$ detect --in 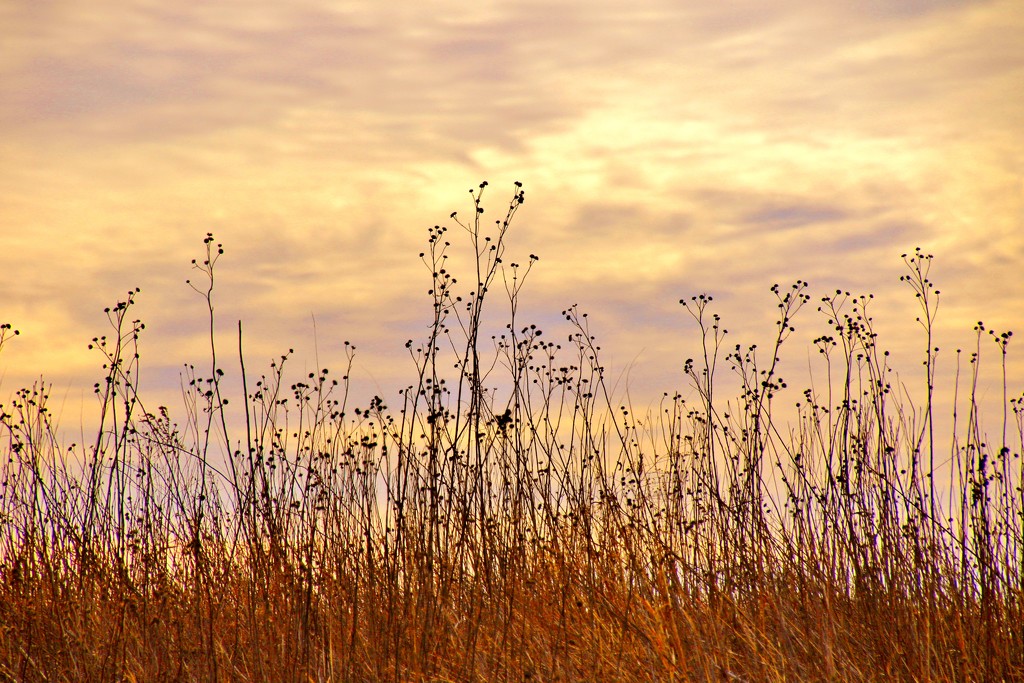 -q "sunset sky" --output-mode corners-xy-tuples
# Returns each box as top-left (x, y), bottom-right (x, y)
(2, 0), (1022, 438)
